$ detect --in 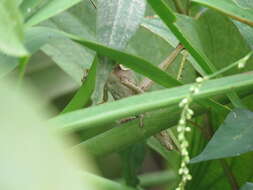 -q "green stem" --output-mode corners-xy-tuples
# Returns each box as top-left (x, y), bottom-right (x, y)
(219, 160), (239, 190)
(117, 171), (177, 187)
(18, 56), (30, 86)
(171, 0), (186, 14)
